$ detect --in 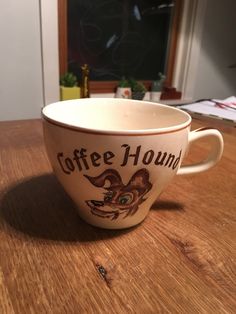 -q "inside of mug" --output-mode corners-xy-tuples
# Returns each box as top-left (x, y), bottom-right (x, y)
(43, 98), (190, 132)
